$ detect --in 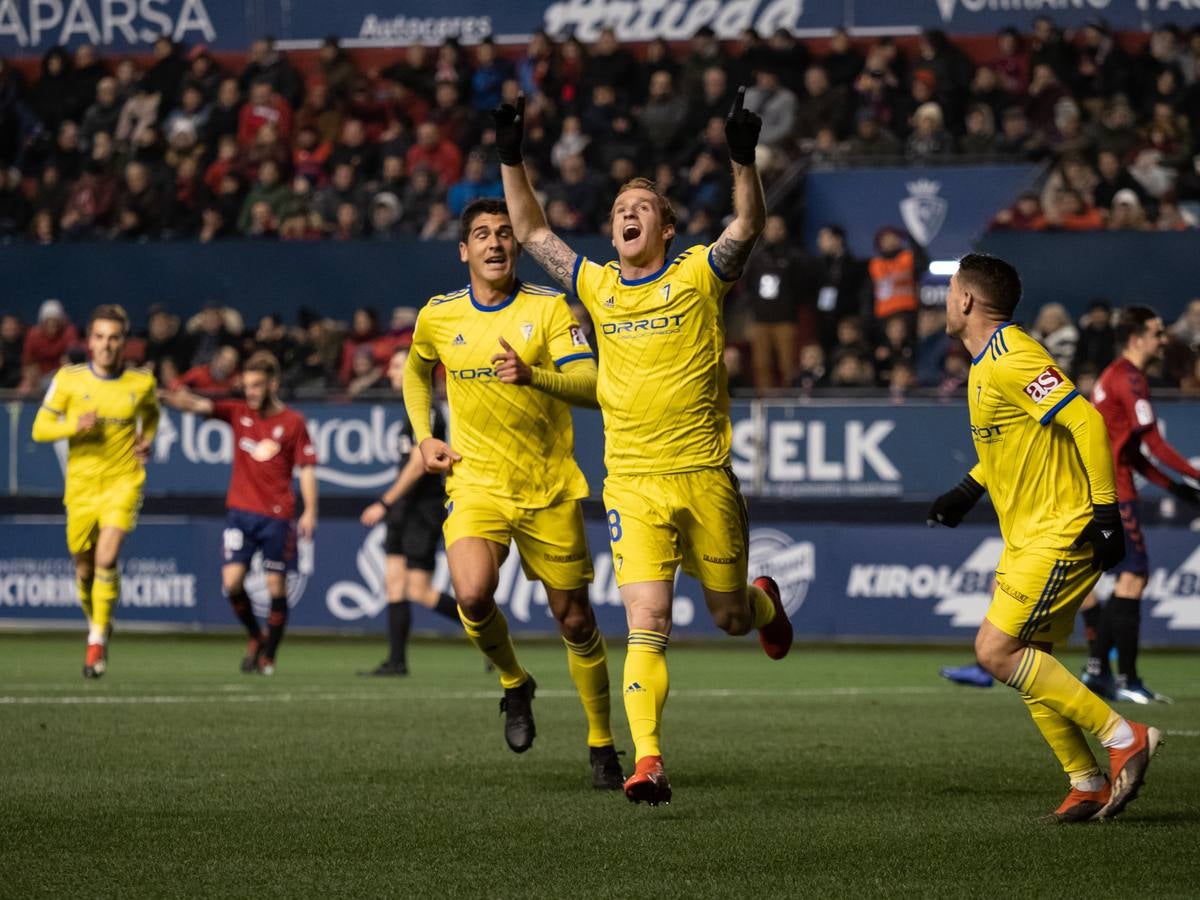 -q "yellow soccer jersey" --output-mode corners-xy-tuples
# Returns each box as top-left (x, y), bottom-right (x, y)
(410, 280), (593, 506)
(38, 363), (159, 503)
(968, 323), (1098, 552)
(572, 243), (736, 475)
